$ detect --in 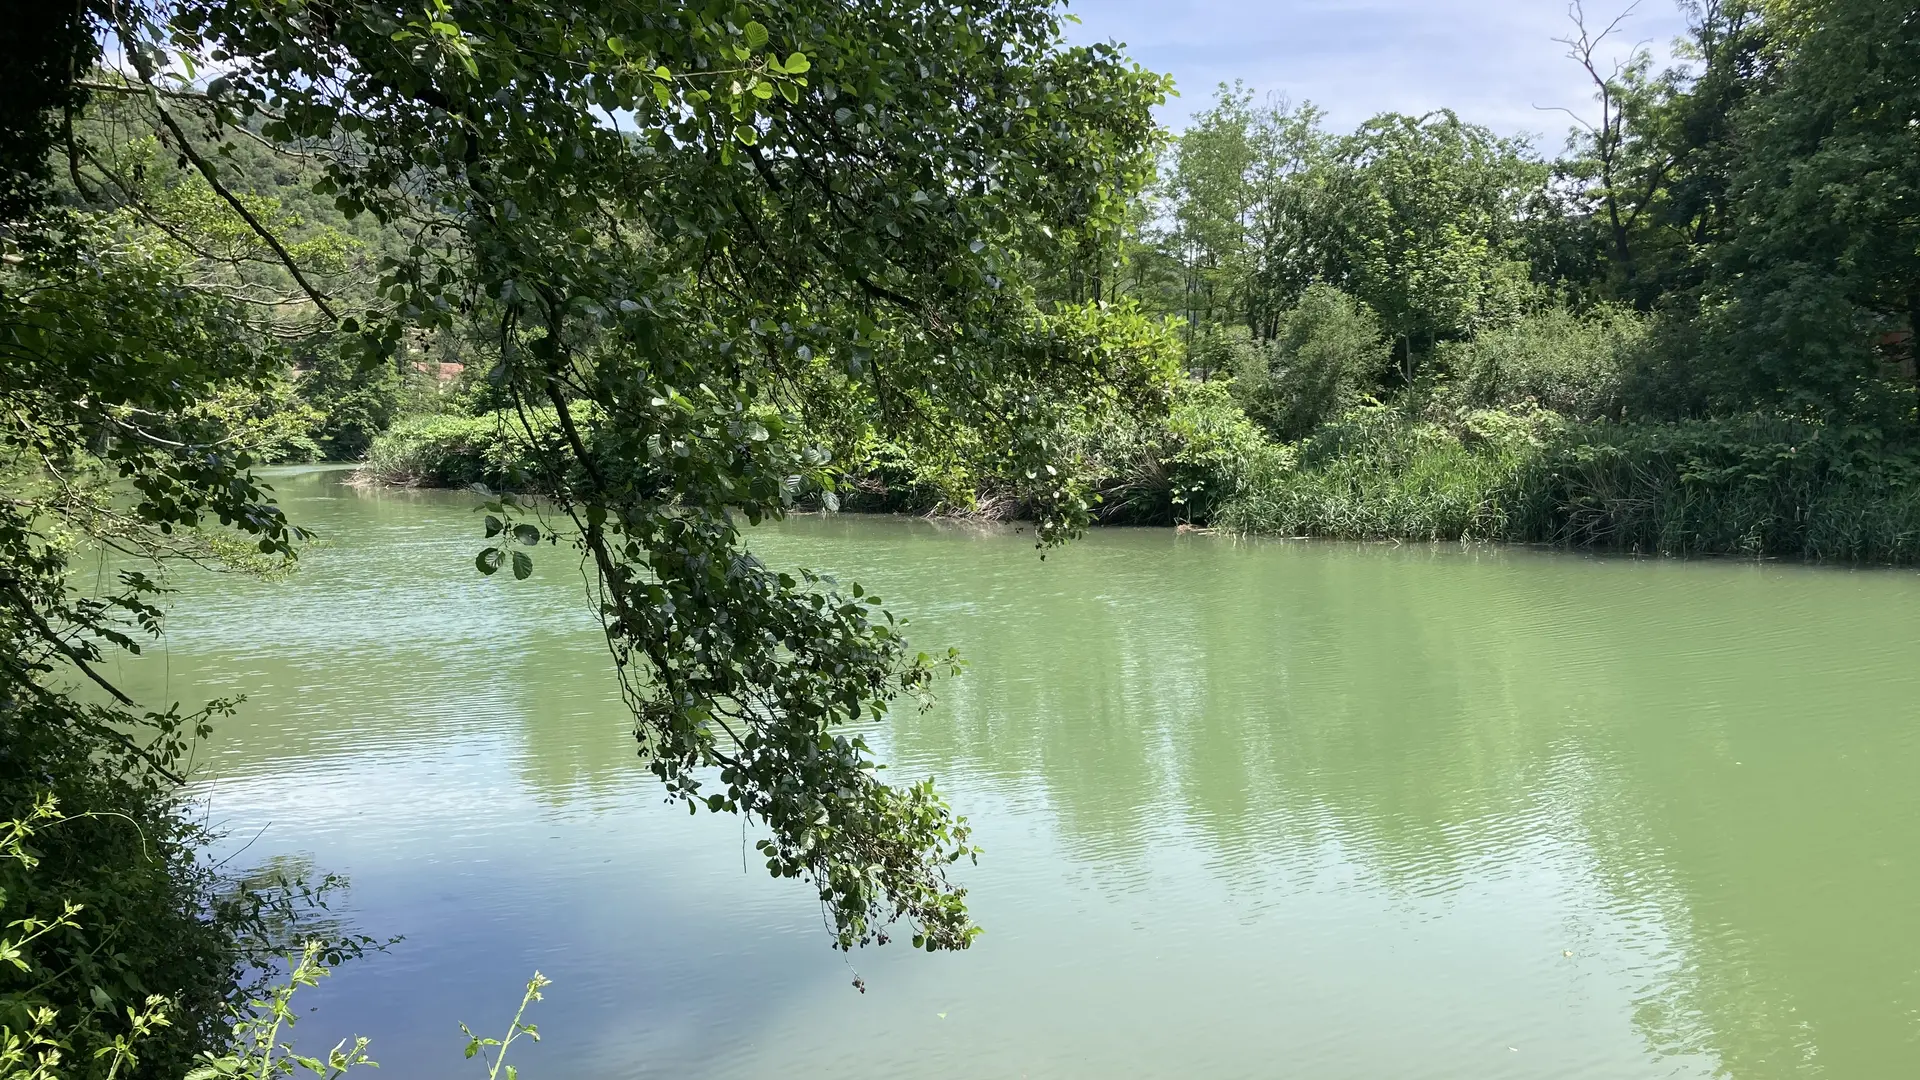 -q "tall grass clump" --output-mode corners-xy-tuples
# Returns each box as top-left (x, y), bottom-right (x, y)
(1507, 416), (1920, 561)
(1218, 405), (1920, 562)
(1215, 404), (1552, 539)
